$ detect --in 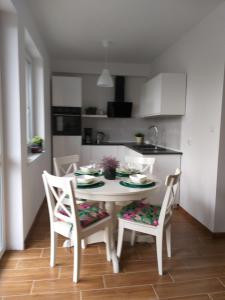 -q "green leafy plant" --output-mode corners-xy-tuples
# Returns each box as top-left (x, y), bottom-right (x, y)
(31, 136), (43, 146)
(135, 132), (144, 138)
